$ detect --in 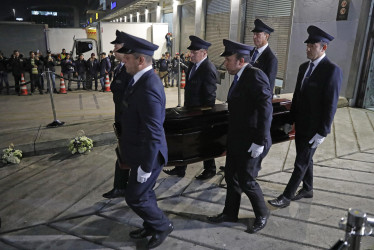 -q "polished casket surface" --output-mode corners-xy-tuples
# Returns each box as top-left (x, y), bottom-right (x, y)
(164, 99), (294, 166)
